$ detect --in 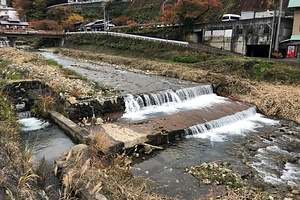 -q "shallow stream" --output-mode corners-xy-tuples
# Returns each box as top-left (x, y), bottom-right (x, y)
(29, 51), (300, 199)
